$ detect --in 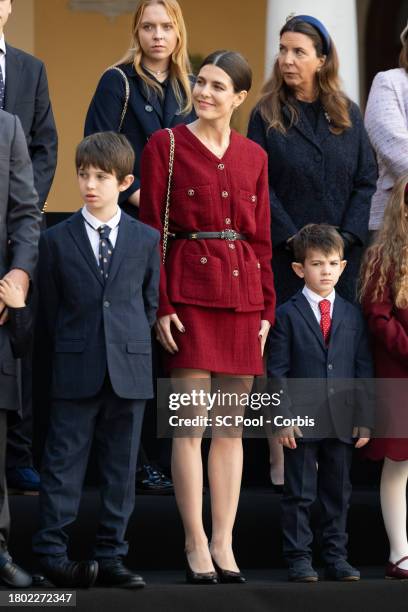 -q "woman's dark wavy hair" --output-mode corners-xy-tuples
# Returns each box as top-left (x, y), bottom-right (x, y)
(256, 18), (352, 135)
